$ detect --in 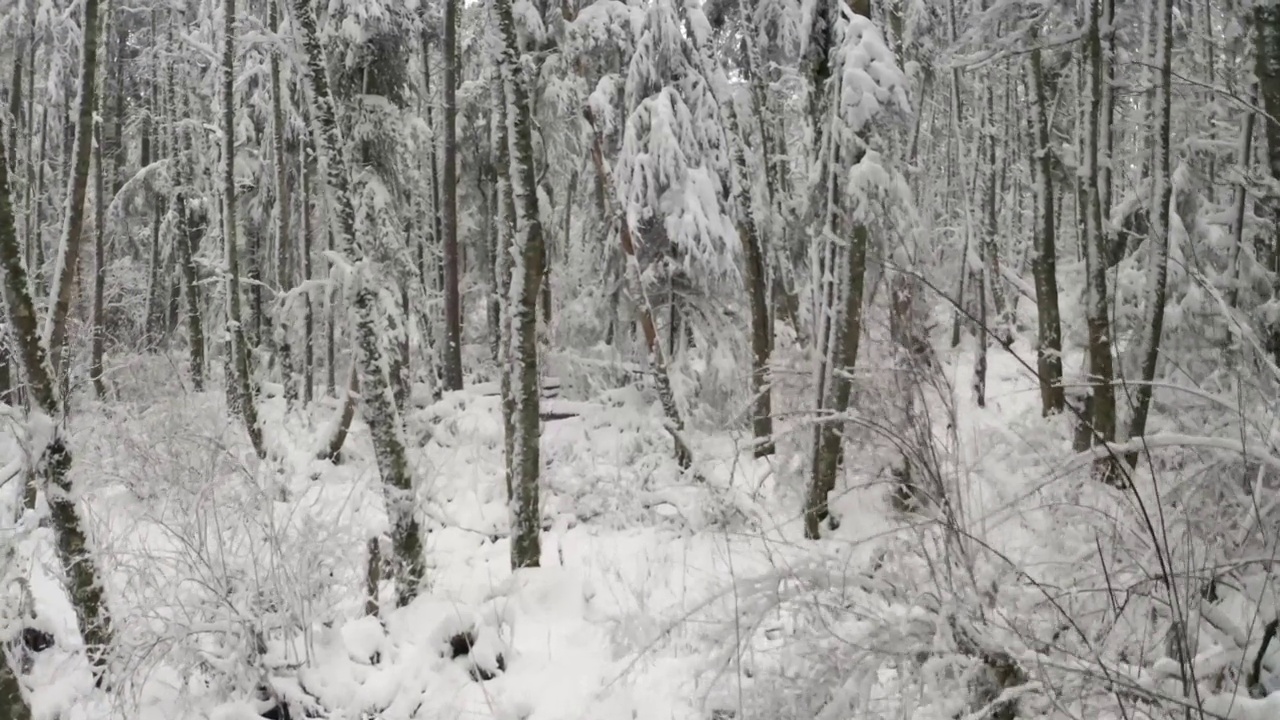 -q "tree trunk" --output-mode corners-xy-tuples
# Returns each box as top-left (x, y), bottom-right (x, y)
(270, 0), (295, 407)
(292, 0), (425, 604)
(421, 30), (445, 300)
(176, 193), (206, 391)
(0, 71), (115, 695)
(728, 107), (774, 457)
(0, 642), (30, 720)
(803, 221), (869, 540)
(89, 118), (106, 399)
(42, 0), (102, 370)
(1082, 0), (1121, 486)
(585, 108), (694, 470)
(302, 143), (314, 403)
(223, 0), (265, 459)
(319, 362), (359, 462)
(1227, 95), (1256, 314)
(801, 0), (873, 540)
(1028, 35), (1065, 416)
(142, 79), (165, 347)
(1126, 0), (1174, 468)
(441, 0), (464, 390)
(495, 0), (547, 569)
(326, 226), (336, 396)
(26, 107), (46, 302)
(493, 73), (517, 516)
(1256, 4), (1280, 365)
